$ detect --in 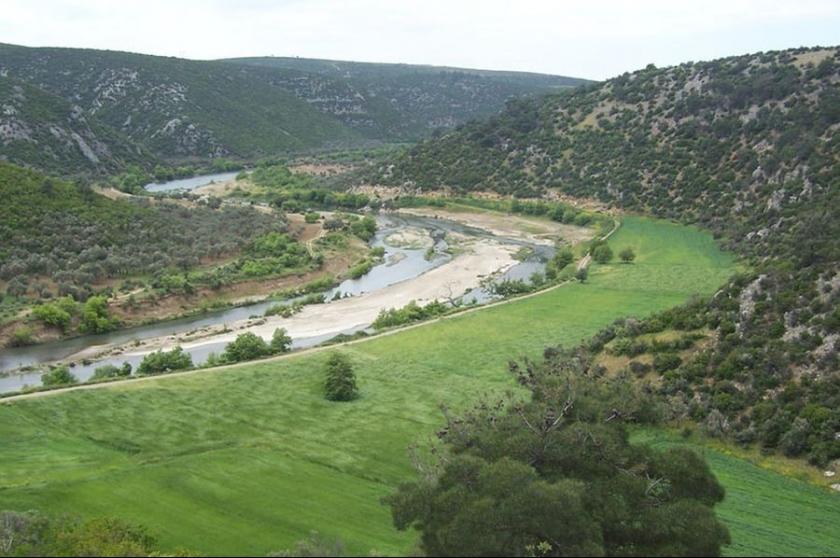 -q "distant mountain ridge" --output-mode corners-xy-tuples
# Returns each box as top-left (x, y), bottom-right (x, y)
(0, 43), (587, 174)
(224, 56), (587, 141)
